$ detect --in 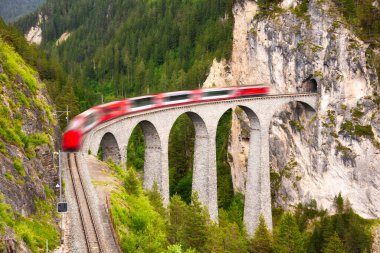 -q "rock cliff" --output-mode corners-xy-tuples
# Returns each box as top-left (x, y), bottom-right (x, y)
(0, 38), (60, 251)
(204, 0), (380, 219)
